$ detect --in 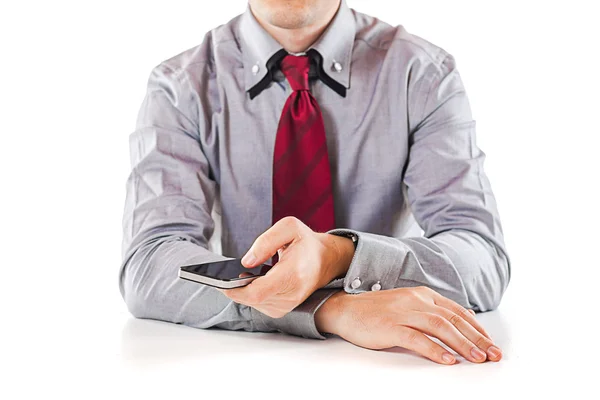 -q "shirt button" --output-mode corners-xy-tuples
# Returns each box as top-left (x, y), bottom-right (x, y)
(371, 282), (382, 291)
(251, 64), (260, 75)
(332, 61), (343, 72)
(351, 278), (362, 289)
